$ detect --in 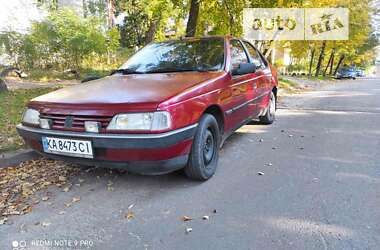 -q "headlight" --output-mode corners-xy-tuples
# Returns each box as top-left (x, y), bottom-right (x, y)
(107, 111), (171, 131)
(22, 108), (40, 125)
